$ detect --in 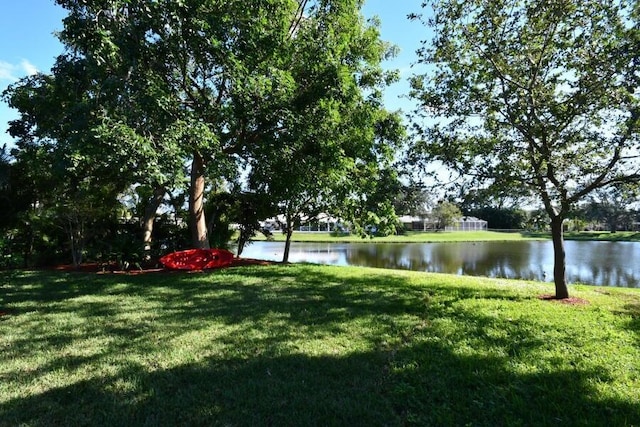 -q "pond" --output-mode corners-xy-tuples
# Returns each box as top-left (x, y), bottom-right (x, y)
(240, 240), (640, 288)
